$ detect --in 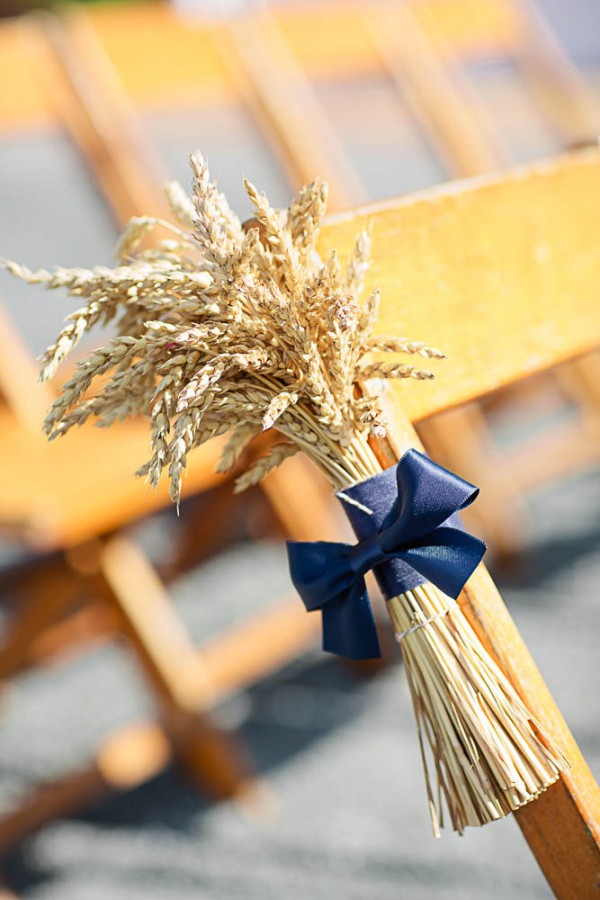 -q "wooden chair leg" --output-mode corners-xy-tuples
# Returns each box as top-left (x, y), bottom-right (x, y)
(25, 601), (117, 669)
(97, 535), (258, 801)
(260, 454), (348, 543)
(0, 568), (84, 680)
